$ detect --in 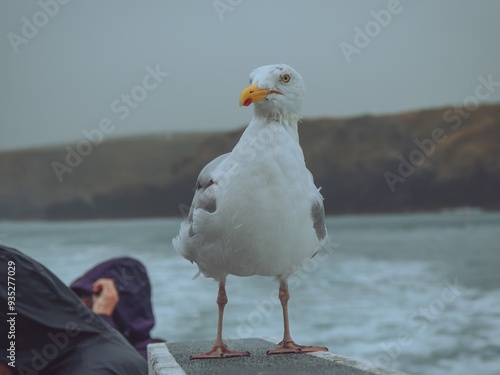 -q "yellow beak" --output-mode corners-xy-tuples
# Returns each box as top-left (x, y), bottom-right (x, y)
(239, 83), (270, 107)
